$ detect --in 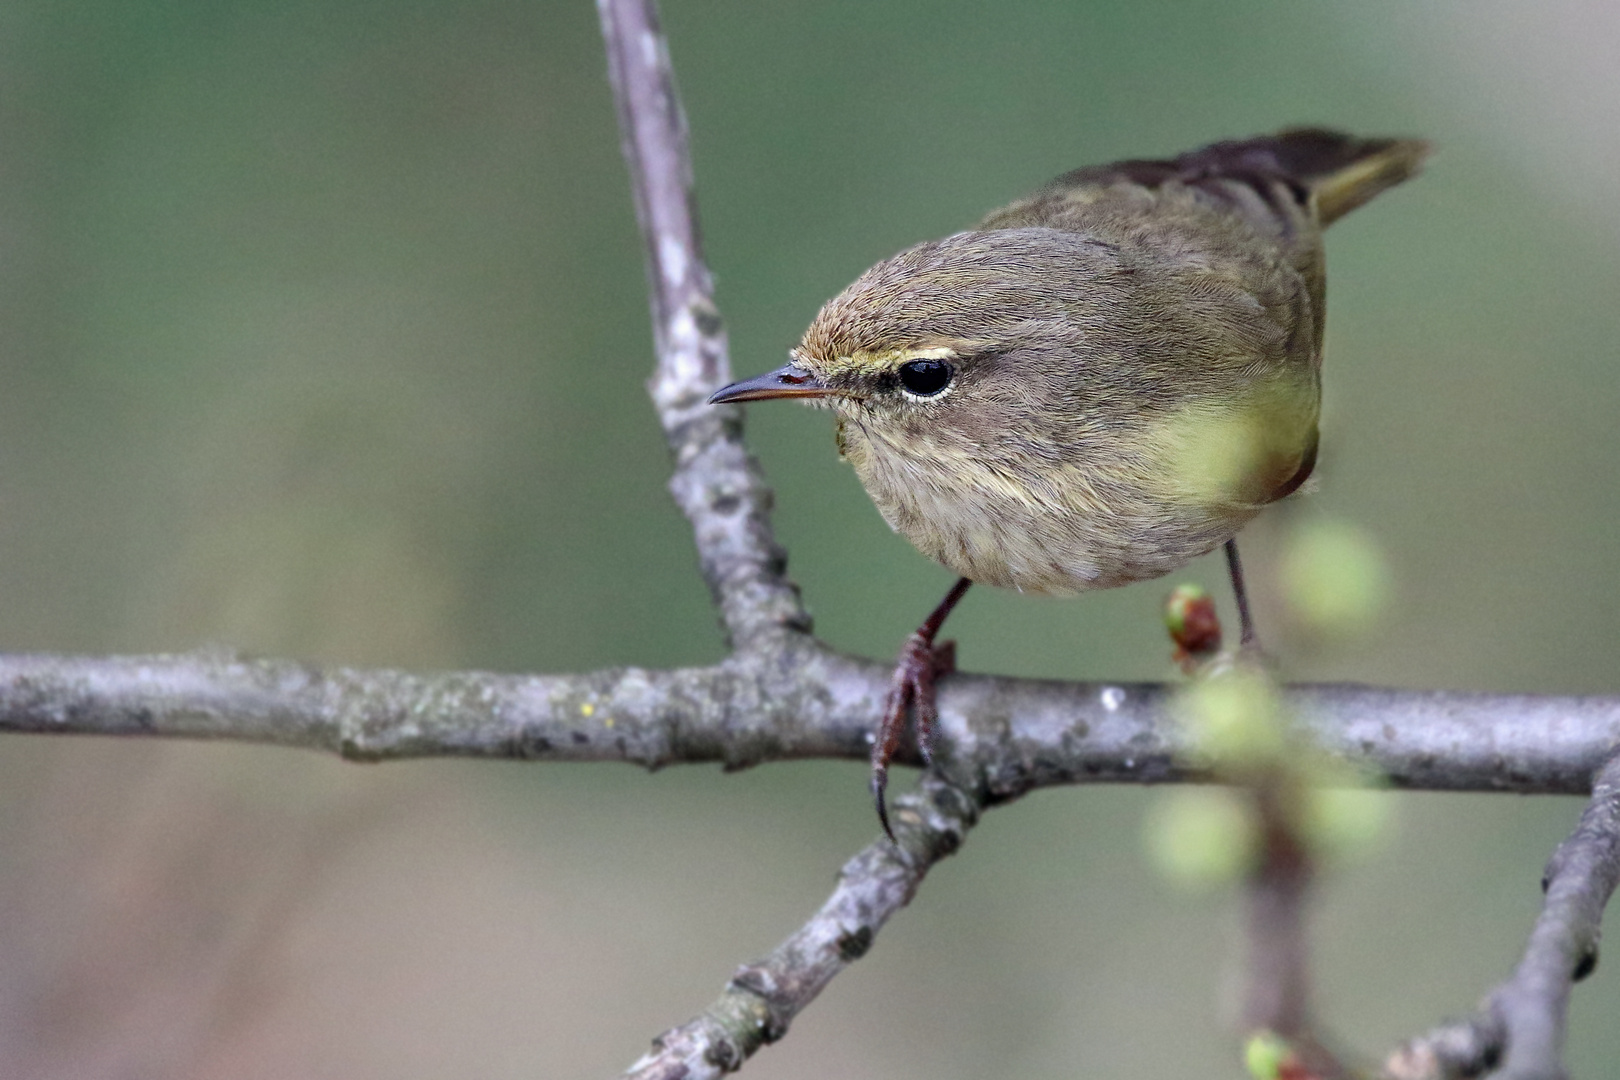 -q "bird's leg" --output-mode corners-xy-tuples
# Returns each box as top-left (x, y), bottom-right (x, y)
(1224, 538), (1259, 649)
(873, 577), (972, 840)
